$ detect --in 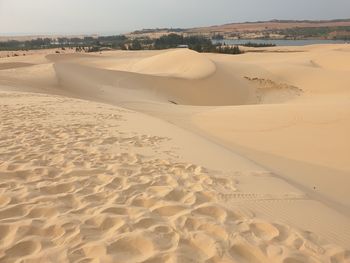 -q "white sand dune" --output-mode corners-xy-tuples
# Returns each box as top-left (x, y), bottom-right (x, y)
(0, 45), (350, 262)
(48, 52), (255, 106)
(130, 49), (216, 79)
